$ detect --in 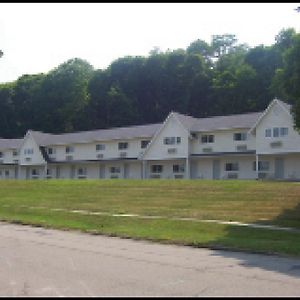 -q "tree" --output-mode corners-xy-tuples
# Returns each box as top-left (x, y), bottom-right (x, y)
(276, 33), (300, 129)
(36, 58), (94, 133)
